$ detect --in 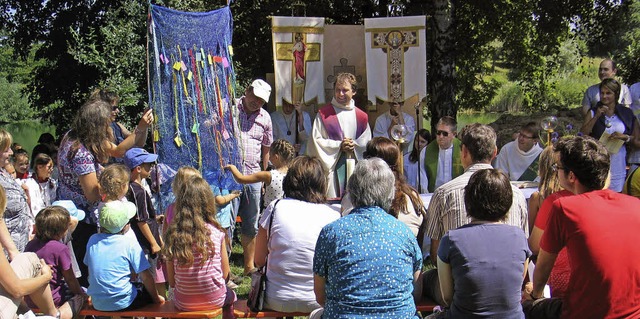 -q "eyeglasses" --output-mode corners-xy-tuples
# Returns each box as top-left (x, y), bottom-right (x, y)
(519, 133), (535, 139)
(551, 163), (565, 172)
(436, 130), (450, 137)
